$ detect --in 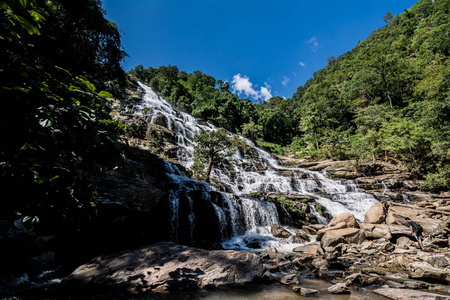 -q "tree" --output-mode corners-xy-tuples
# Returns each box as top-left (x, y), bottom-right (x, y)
(241, 119), (263, 143)
(383, 11), (393, 23)
(192, 129), (239, 183)
(0, 0), (125, 230)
